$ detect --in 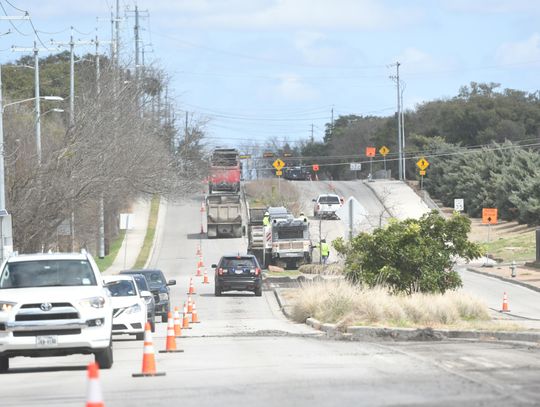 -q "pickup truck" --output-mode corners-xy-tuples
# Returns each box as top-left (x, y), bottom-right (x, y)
(313, 194), (342, 219)
(0, 251), (114, 372)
